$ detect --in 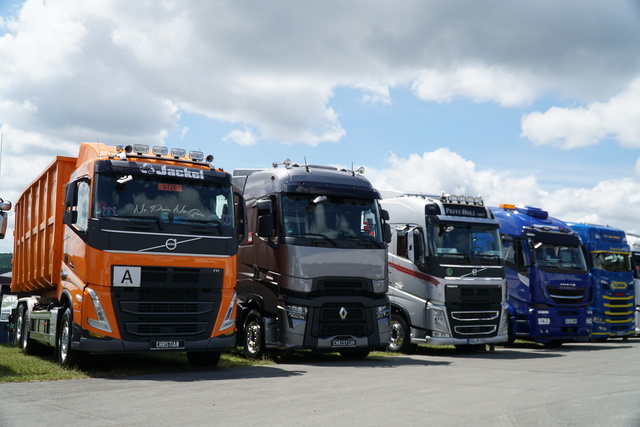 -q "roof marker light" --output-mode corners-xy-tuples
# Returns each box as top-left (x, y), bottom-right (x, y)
(189, 150), (204, 161)
(153, 146), (168, 156)
(133, 144), (149, 155)
(171, 148), (186, 159)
